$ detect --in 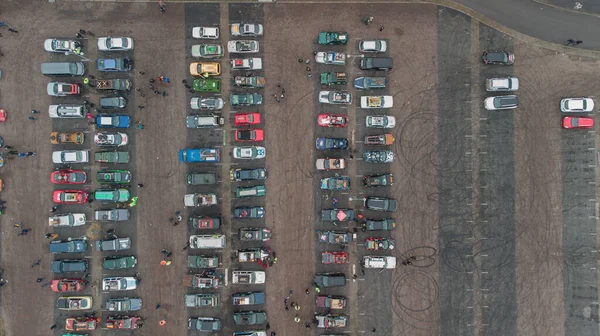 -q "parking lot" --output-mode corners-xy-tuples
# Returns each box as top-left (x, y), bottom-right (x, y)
(2, 1), (600, 336)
